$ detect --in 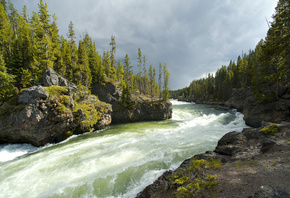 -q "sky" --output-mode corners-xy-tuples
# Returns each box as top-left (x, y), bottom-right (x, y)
(13, 0), (278, 90)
